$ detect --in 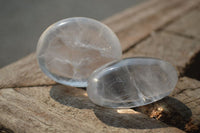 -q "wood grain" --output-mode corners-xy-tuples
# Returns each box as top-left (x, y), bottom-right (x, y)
(0, 53), (55, 89)
(165, 5), (200, 39)
(104, 0), (200, 50)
